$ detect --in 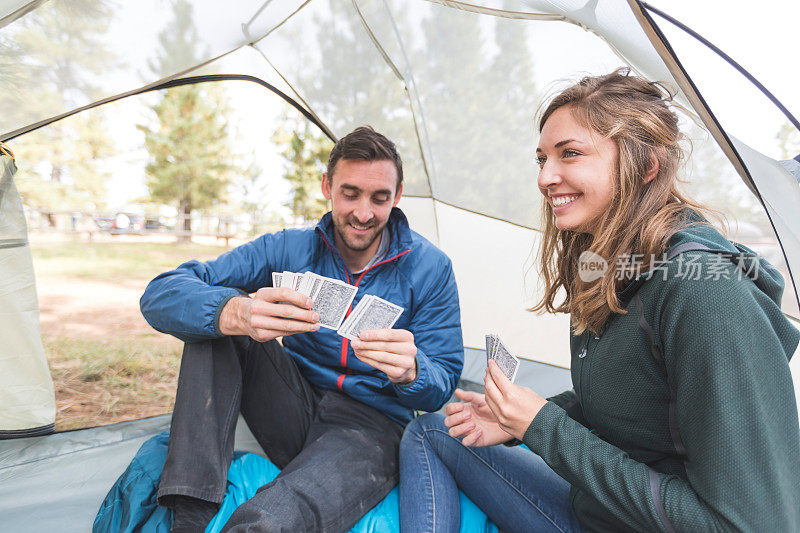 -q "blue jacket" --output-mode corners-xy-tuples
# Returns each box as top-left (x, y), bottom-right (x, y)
(140, 208), (464, 424)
